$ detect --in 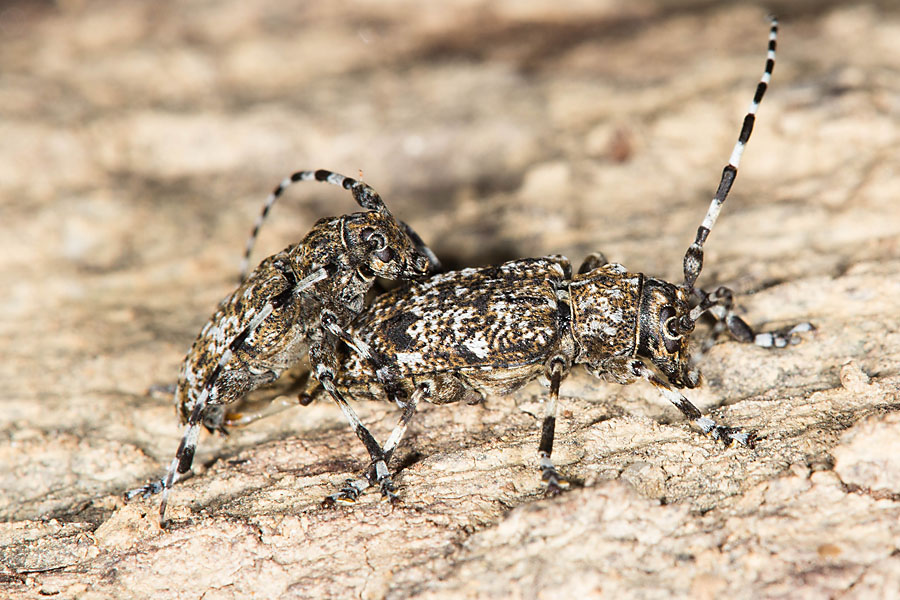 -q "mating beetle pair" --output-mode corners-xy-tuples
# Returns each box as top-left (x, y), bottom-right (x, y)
(127, 17), (810, 523)
(125, 170), (442, 522)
